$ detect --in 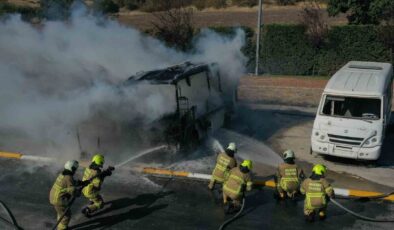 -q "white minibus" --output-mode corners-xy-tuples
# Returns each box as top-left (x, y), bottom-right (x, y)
(311, 61), (393, 160)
